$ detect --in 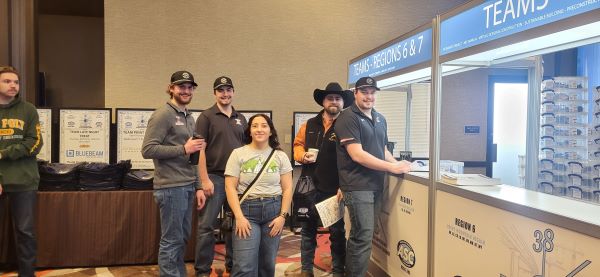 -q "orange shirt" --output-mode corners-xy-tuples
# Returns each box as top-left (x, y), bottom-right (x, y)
(293, 114), (334, 162)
